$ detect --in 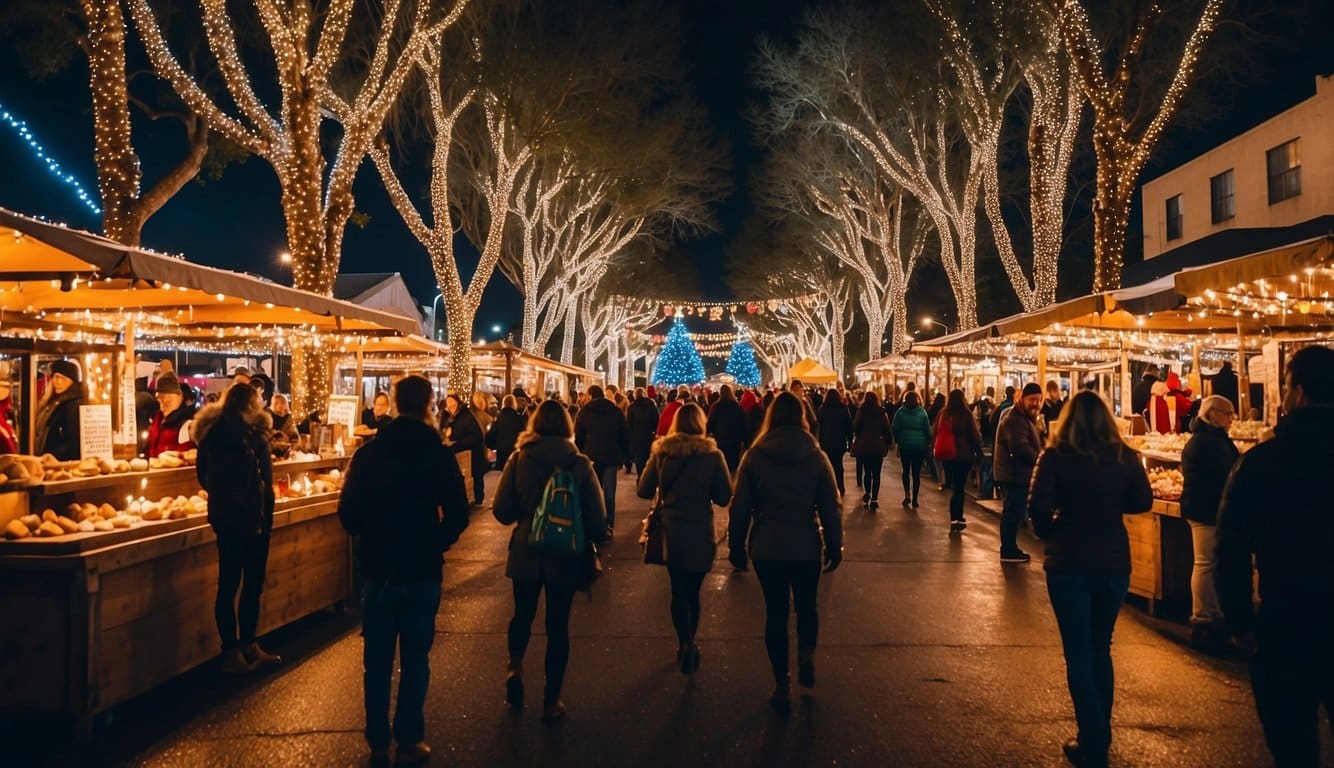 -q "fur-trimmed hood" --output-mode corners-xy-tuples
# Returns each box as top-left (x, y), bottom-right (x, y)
(651, 432), (719, 458)
(191, 402), (272, 445)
